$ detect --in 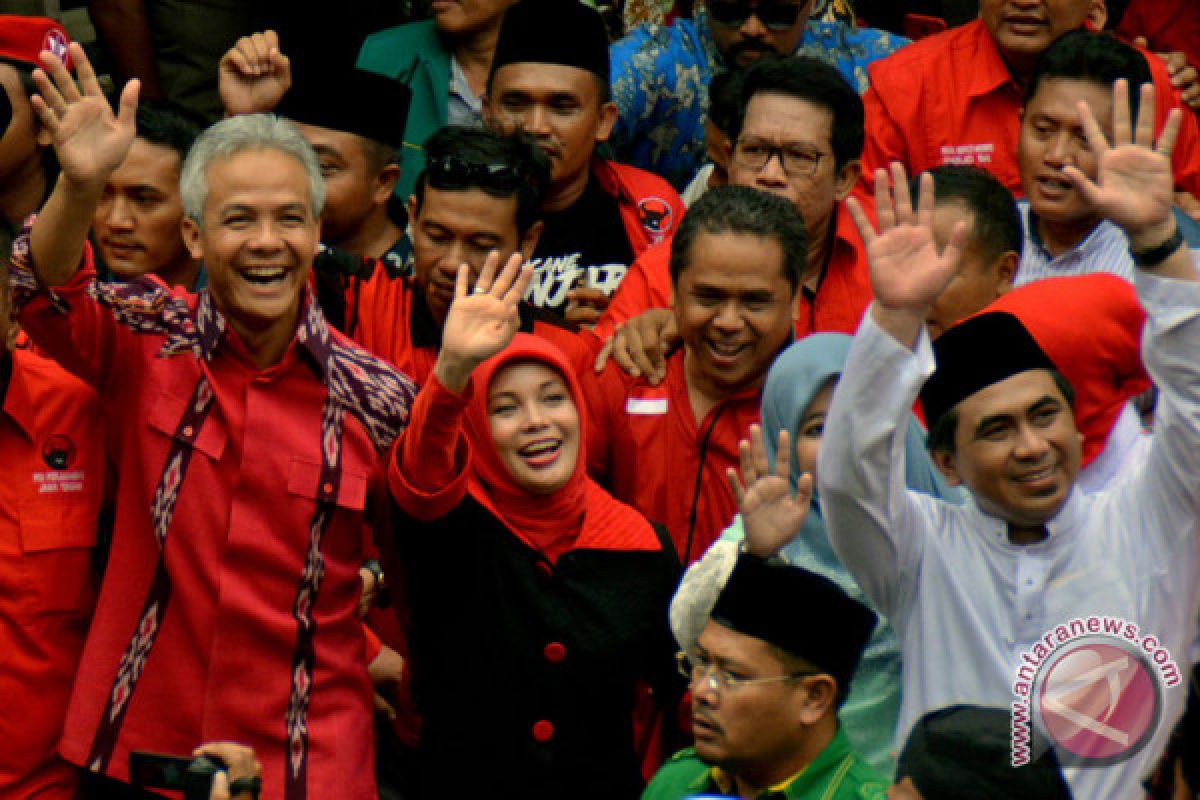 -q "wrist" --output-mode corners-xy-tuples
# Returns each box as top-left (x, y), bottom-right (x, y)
(59, 173), (107, 202)
(1124, 217), (1178, 252)
(433, 354), (474, 396)
(1129, 221), (1183, 269)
